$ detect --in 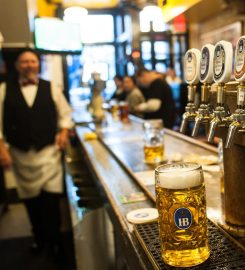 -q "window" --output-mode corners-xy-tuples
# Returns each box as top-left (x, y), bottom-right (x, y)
(154, 41), (169, 60)
(141, 41), (151, 60)
(81, 45), (115, 82)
